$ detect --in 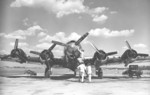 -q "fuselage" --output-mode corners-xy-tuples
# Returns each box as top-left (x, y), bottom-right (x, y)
(63, 40), (82, 71)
